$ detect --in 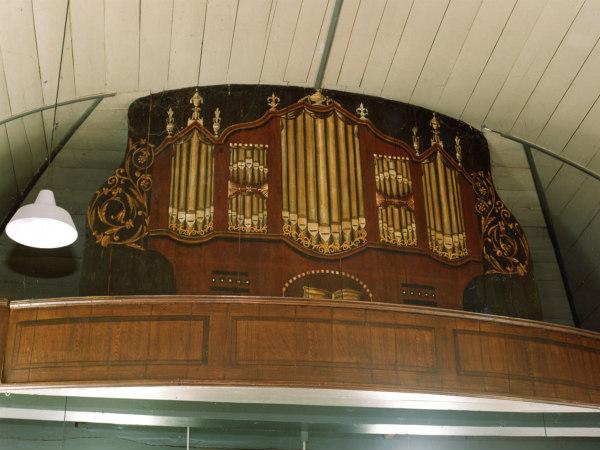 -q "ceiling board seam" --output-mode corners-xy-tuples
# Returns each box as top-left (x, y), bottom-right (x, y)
(21, 118), (35, 179)
(357, 0), (387, 89)
(407, 0), (452, 104)
(554, 101), (600, 164)
(576, 263), (600, 324)
(1, 124), (19, 199)
(480, 0), (548, 127)
(68, 5), (74, 98)
(196, 0), (209, 86)
(137, 0), (141, 90)
(419, 0), (484, 108)
(49, 0), (70, 153)
(29, 0), (50, 160)
(225, 0), (240, 84)
(553, 175), (600, 246)
(380, 0), (415, 96)
(281, 0), (303, 83)
(508, 0), (586, 133)
(335, 0), (361, 85)
(0, 43), (14, 115)
(258, 0), (277, 84)
(165, 0), (175, 90)
(29, 0), (45, 106)
(535, 33), (600, 144)
(458, 0), (518, 121)
(102, 0), (107, 93)
(307, 0), (334, 86)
